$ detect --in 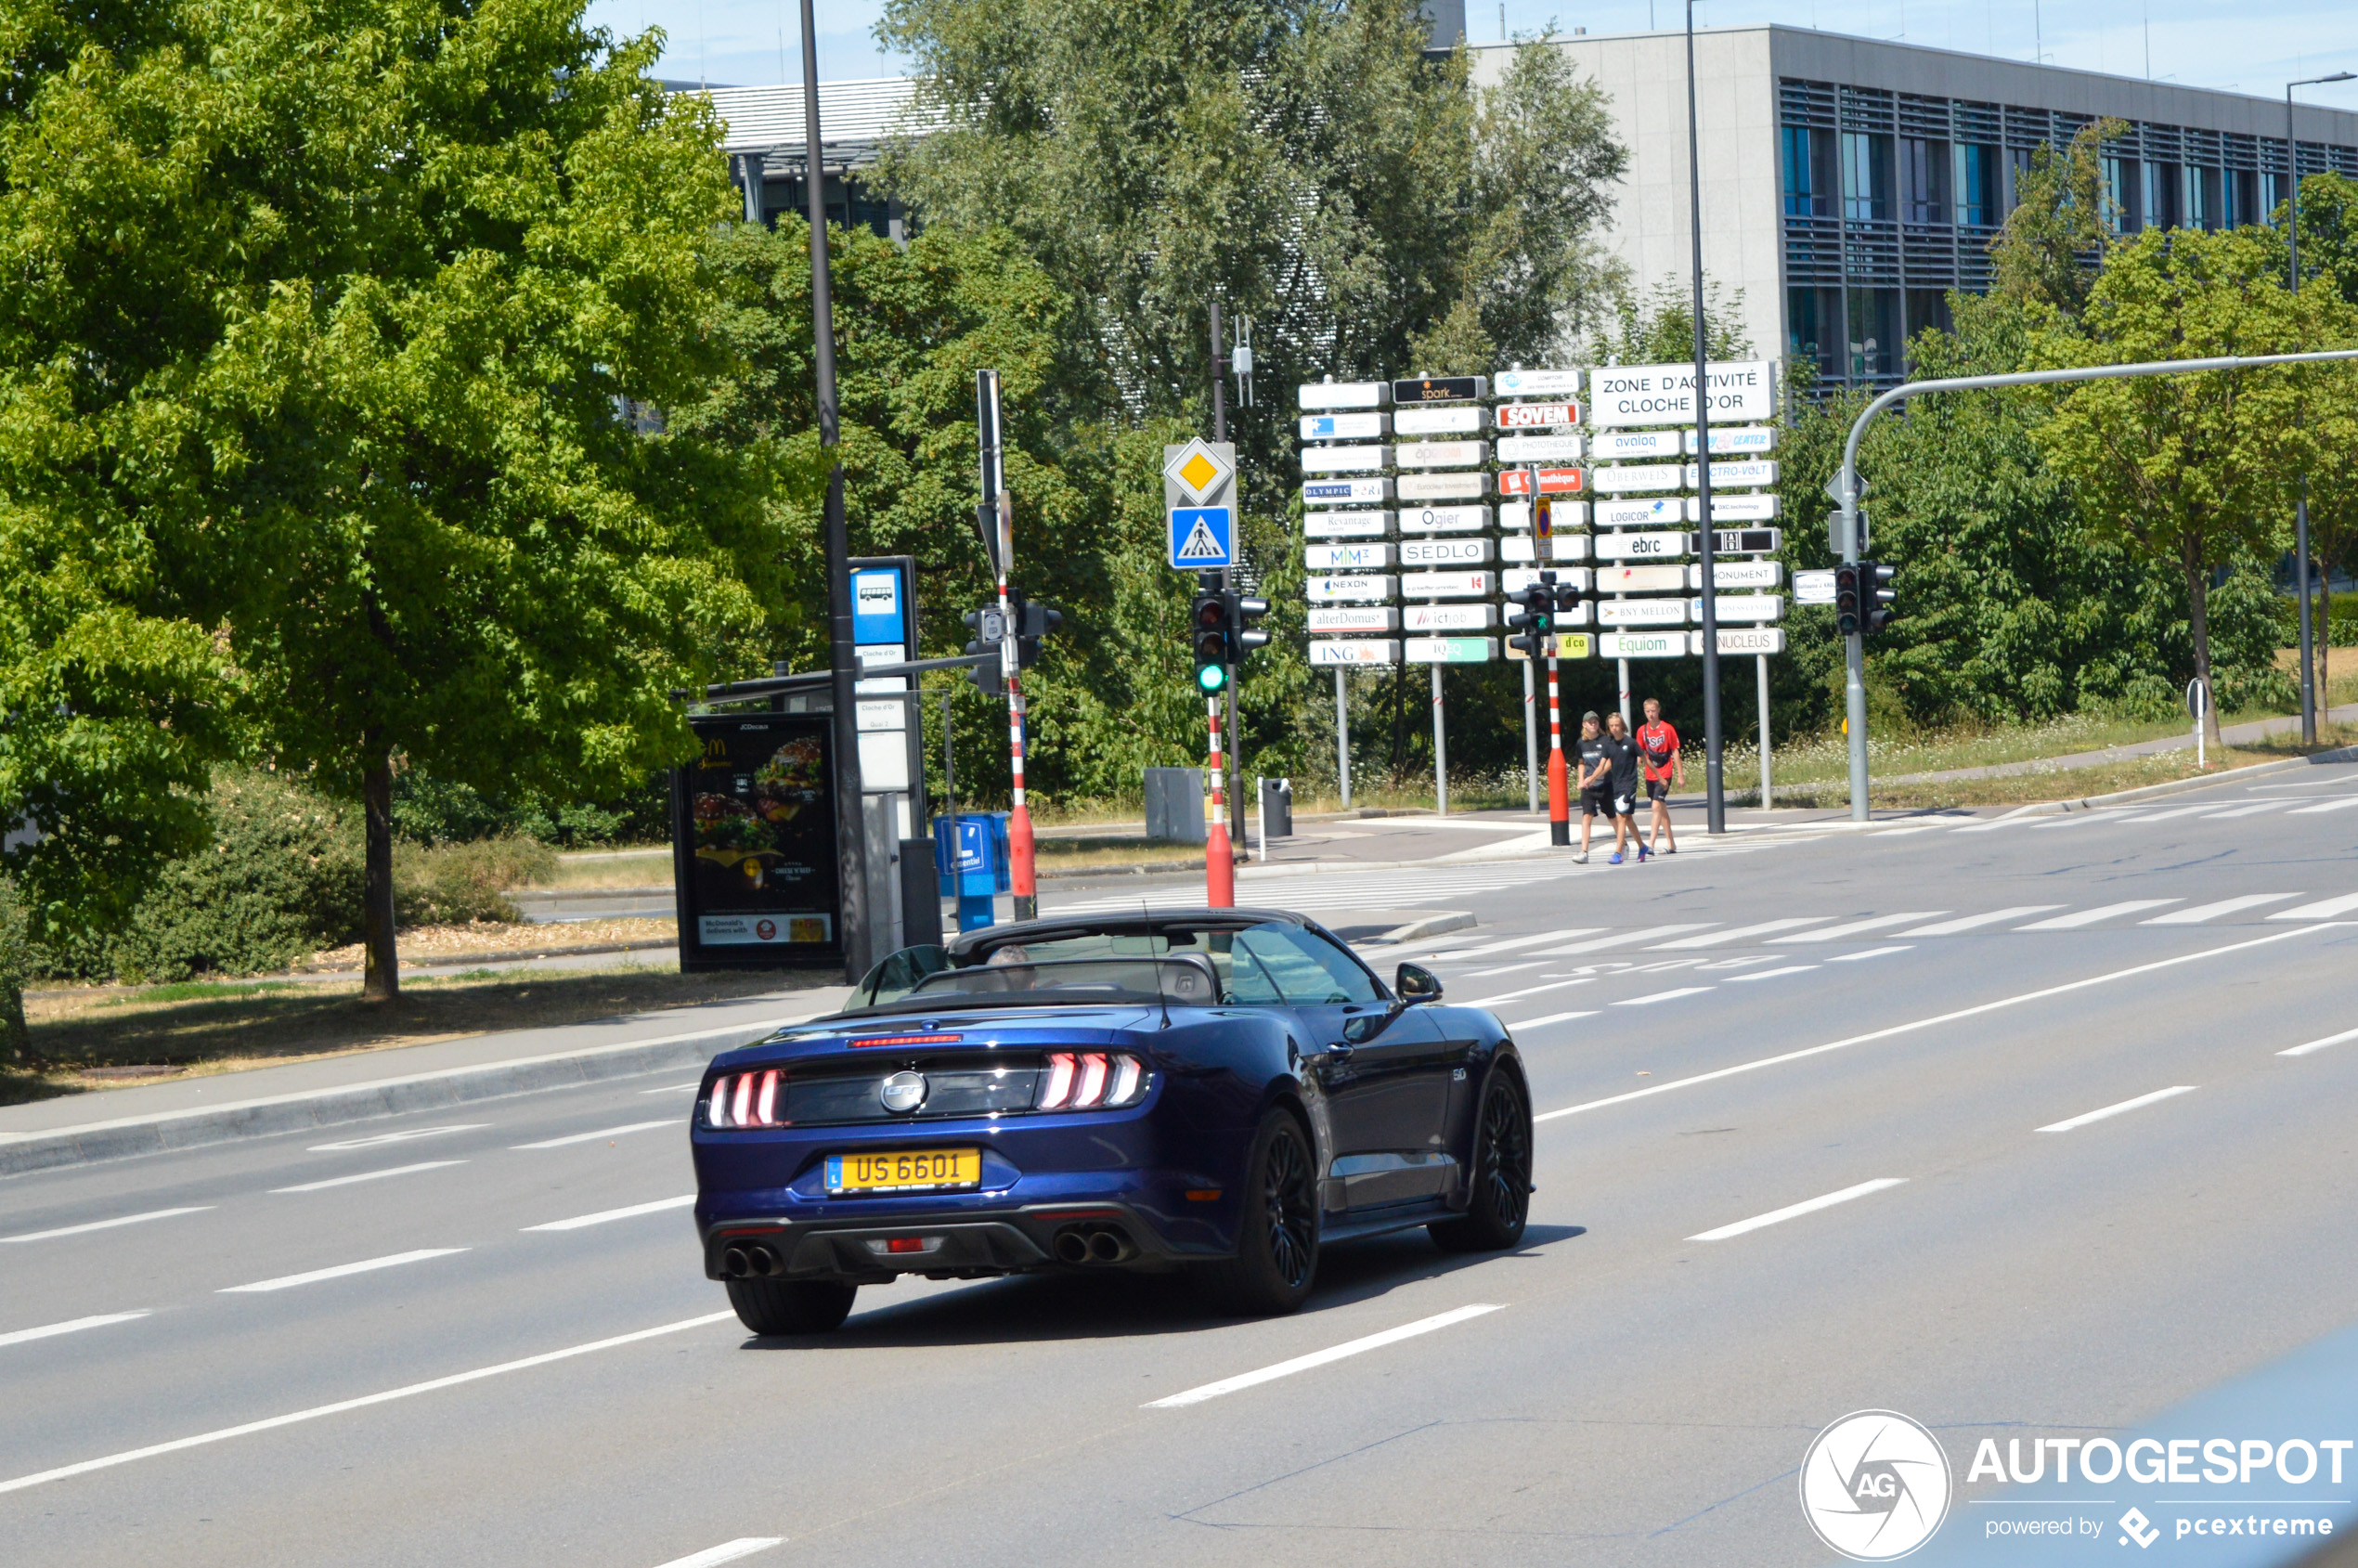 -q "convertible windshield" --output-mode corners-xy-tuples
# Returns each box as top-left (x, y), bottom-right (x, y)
(849, 917), (1381, 1012)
